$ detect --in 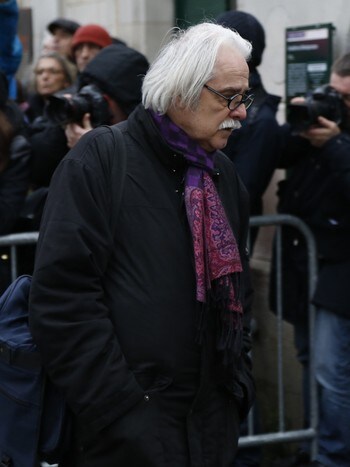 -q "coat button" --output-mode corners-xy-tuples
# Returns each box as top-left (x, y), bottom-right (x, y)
(144, 394), (150, 402)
